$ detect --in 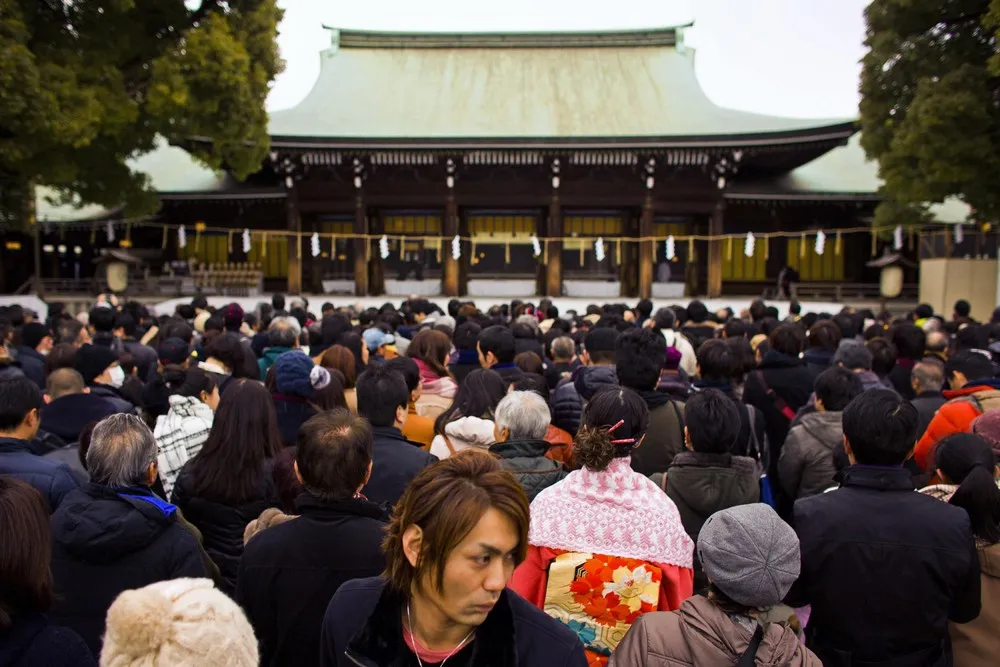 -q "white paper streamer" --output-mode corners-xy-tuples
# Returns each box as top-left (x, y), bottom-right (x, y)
(106, 221), (115, 243)
(451, 235), (461, 260)
(379, 235), (390, 259)
(665, 235), (675, 260)
(178, 225), (187, 249)
(893, 225), (903, 250)
(242, 228), (251, 253)
(744, 232), (755, 258)
(310, 232), (320, 257)
(594, 237), (606, 262)
(954, 224), (964, 245)
(531, 235), (541, 257)
(815, 230), (826, 255)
